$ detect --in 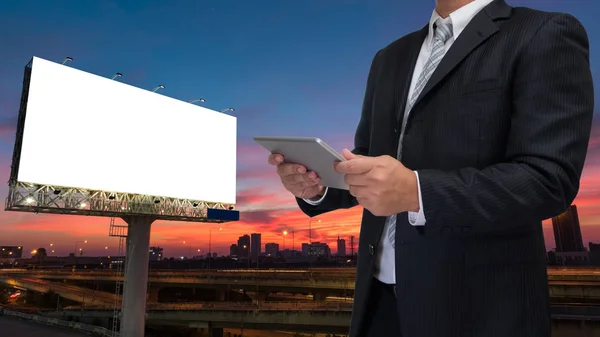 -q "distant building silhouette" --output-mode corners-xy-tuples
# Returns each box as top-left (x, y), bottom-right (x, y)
(302, 243), (309, 257)
(307, 242), (331, 259)
(237, 235), (250, 258)
(589, 242), (600, 266)
(149, 246), (163, 261)
(552, 205), (585, 252)
(230, 244), (238, 257)
(251, 233), (261, 260)
(337, 236), (346, 257)
(265, 243), (279, 256)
